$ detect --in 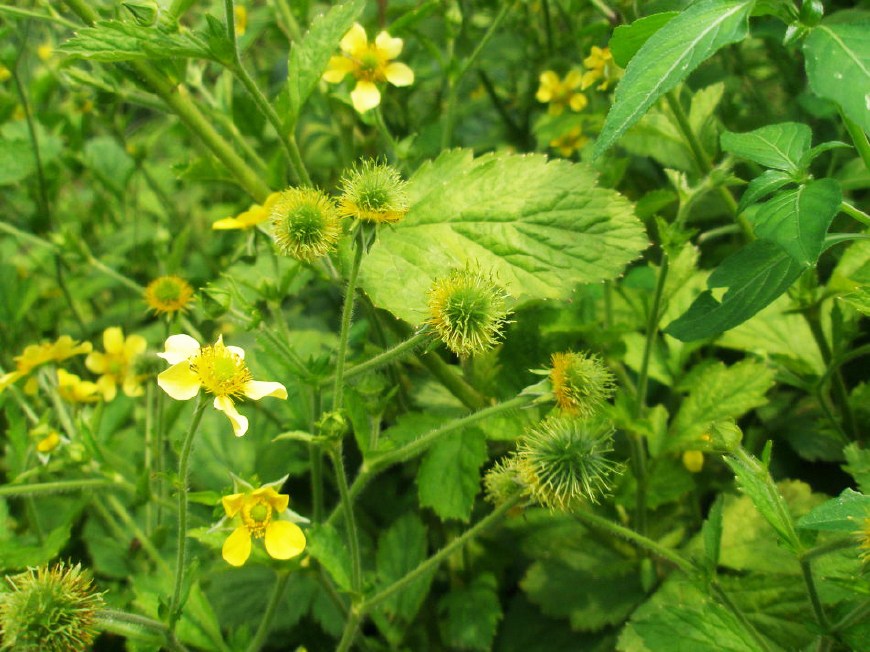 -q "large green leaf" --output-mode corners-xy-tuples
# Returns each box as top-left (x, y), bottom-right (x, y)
(593, 0), (755, 158)
(417, 429), (488, 521)
(306, 523), (353, 591)
(439, 573), (503, 651)
(666, 239), (805, 341)
(803, 19), (870, 134)
(796, 488), (870, 533)
(360, 150), (647, 324)
(61, 20), (211, 61)
(747, 179), (841, 267)
(668, 360), (774, 450)
(738, 169), (793, 212)
(721, 122), (812, 173)
(609, 12), (679, 68)
(374, 513), (433, 623)
(287, 0), (365, 120)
